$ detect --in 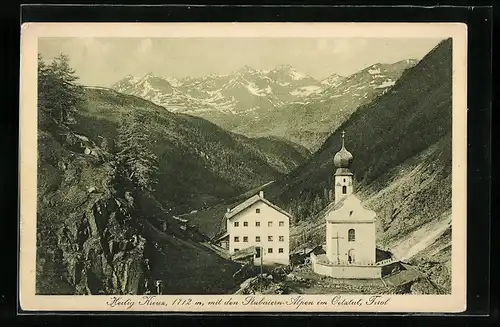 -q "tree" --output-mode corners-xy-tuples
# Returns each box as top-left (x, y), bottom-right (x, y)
(38, 53), (84, 123)
(115, 112), (159, 193)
